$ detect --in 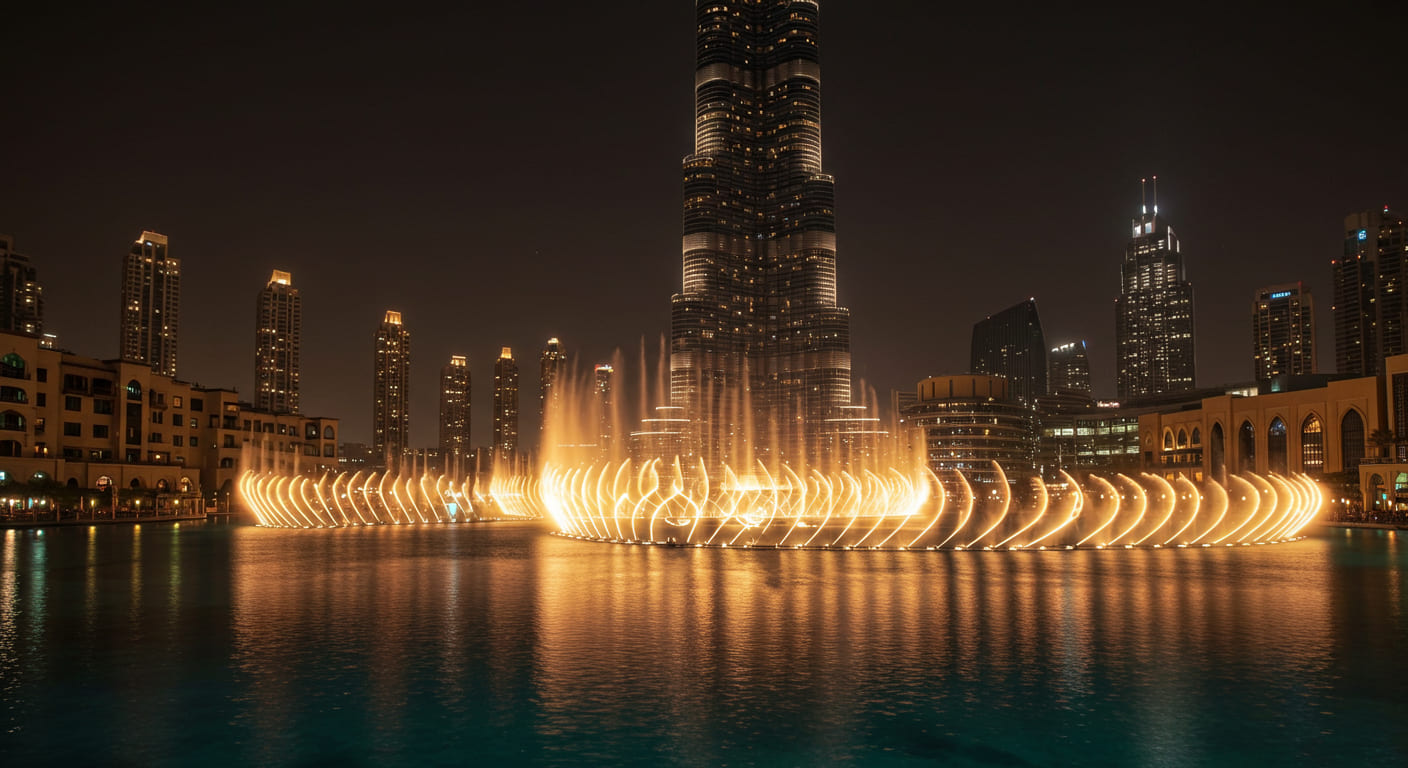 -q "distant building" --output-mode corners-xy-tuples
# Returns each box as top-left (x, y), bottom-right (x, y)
(594, 363), (614, 457)
(372, 311), (410, 468)
(1115, 178), (1195, 401)
(493, 347), (519, 464)
(439, 355), (470, 471)
(1047, 341), (1092, 398)
(1333, 207), (1407, 375)
(901, 375), (1037, 483)
(970, 299), (1046, 406)
(119, 231), (180, 377)
(1252, 282), (1315, 380)
(539, 337), (565, 438)
(339, 442), (374, 470)
(0, 235), (43, 336)
(253, 270), (301, 413)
